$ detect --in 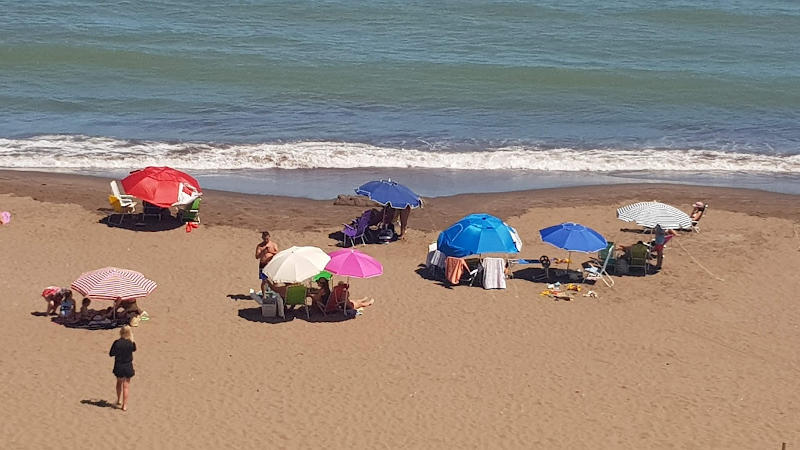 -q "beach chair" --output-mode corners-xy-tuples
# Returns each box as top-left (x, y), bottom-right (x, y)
(628, 242), (650, 275)
(425, 242), (446, 280)
(108, 195), (136, 225)
(317, 283), (349, 315)
(283, 285), (309, 319)
(342, 213), (369, 247)
(141, 201), (164, 222)
(467, 261), (483, 287)
(583, 245), (615, 287)
(110, 180), (137, 203)
(179, 197), (202, 223)
(481, 257), (506, 289)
